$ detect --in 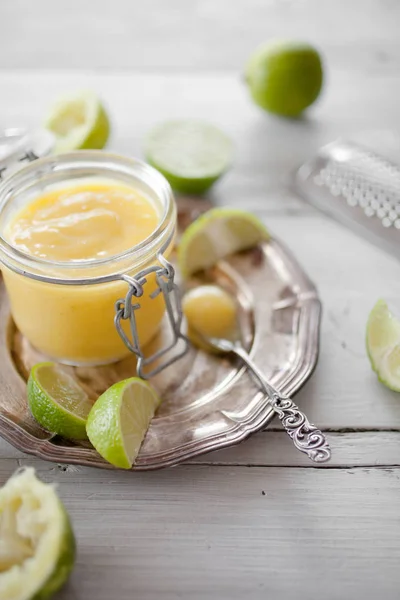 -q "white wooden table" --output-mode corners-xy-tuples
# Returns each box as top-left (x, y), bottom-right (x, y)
(2, 1), (400, 598)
